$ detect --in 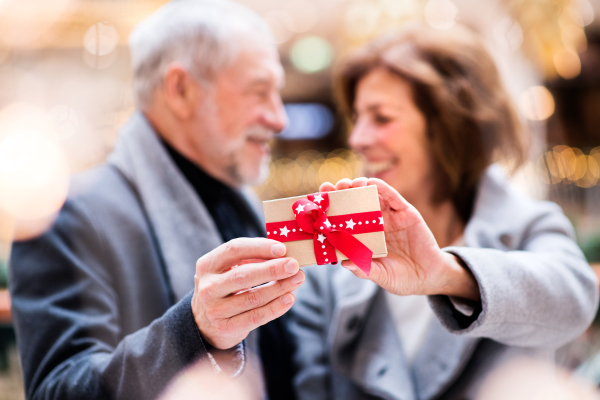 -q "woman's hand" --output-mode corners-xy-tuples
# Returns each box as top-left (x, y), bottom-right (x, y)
(320, 178), (480, 301)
